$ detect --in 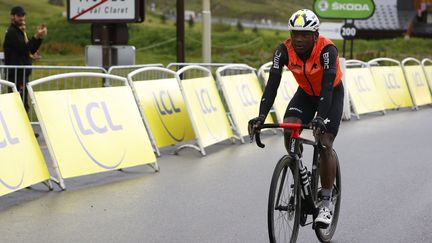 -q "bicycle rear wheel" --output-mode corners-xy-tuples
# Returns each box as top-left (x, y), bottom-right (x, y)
(268, 155), (301, 243)
(314, 150), (342, 243)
